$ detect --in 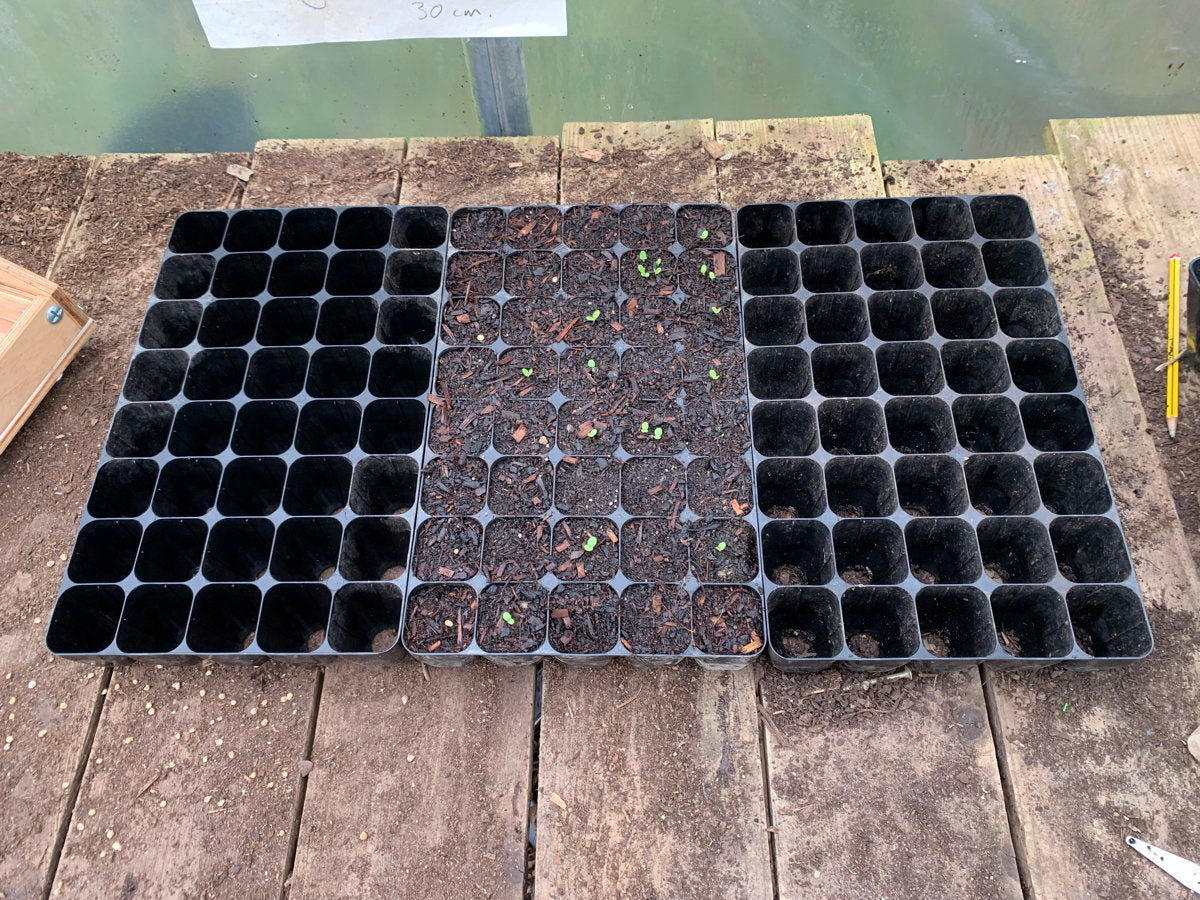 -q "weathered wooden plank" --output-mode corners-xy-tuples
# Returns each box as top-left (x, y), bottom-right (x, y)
(717, 120), (1020, 900)
(534, 119), (773, 900)
(714, 116), (882, 208)
(242, 138), (406, 207)
(50, 153), (320, 900)
(288, 136), (556, 900)
(401, 136), (559, 206)
(887, 151), (1200, 899)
